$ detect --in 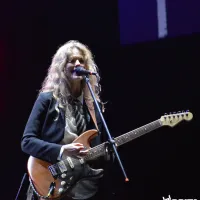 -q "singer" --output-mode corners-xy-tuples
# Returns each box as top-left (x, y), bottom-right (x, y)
(21, 40), (109, 200)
